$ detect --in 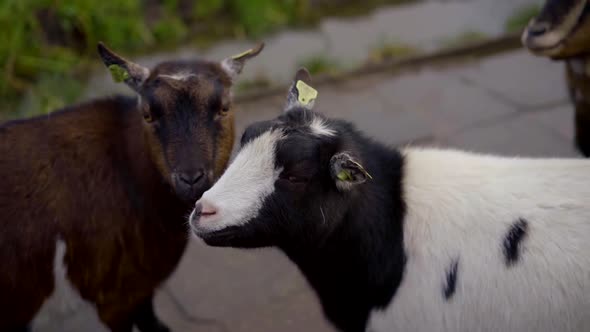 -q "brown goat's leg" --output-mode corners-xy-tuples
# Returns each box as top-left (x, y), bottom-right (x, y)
(575, 102), (590, 157)
(133, 295), (170, 332)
